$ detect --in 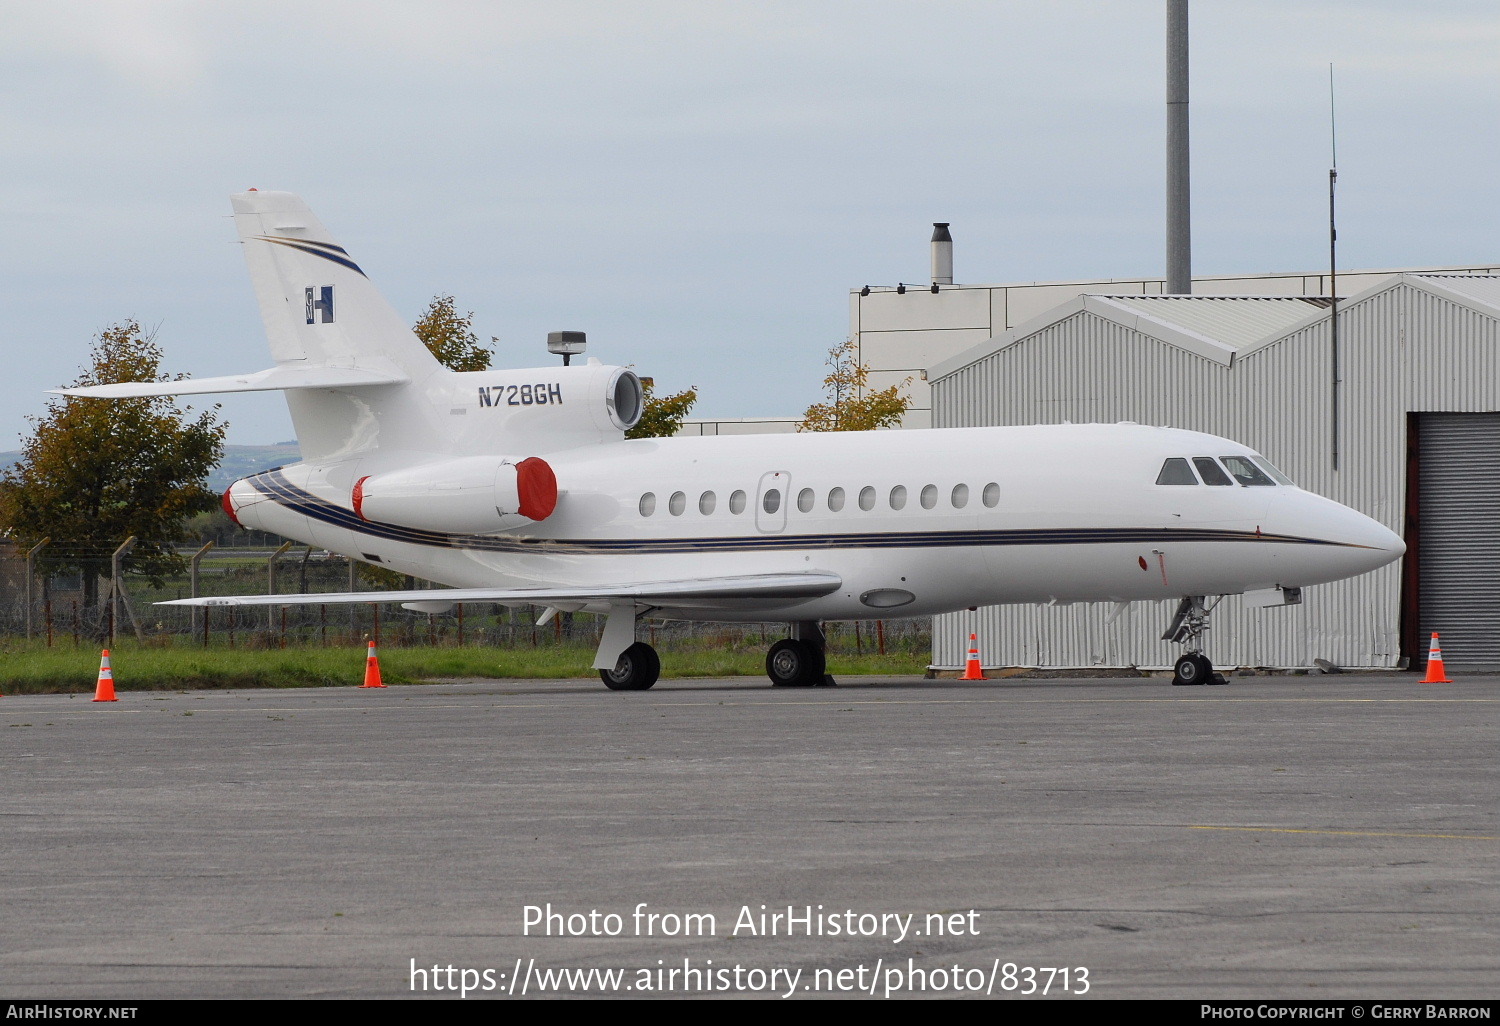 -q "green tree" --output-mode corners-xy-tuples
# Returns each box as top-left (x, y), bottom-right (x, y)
(627, 378), (699, 439)
(798, 338), (911, 432)
(413, 294), (494, 371)
(0, 321), (226, 602)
